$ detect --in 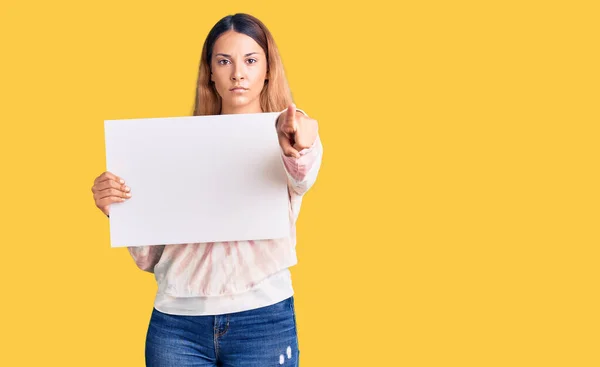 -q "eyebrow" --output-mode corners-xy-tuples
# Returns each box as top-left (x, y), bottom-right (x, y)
(215, 52), (261, 58)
